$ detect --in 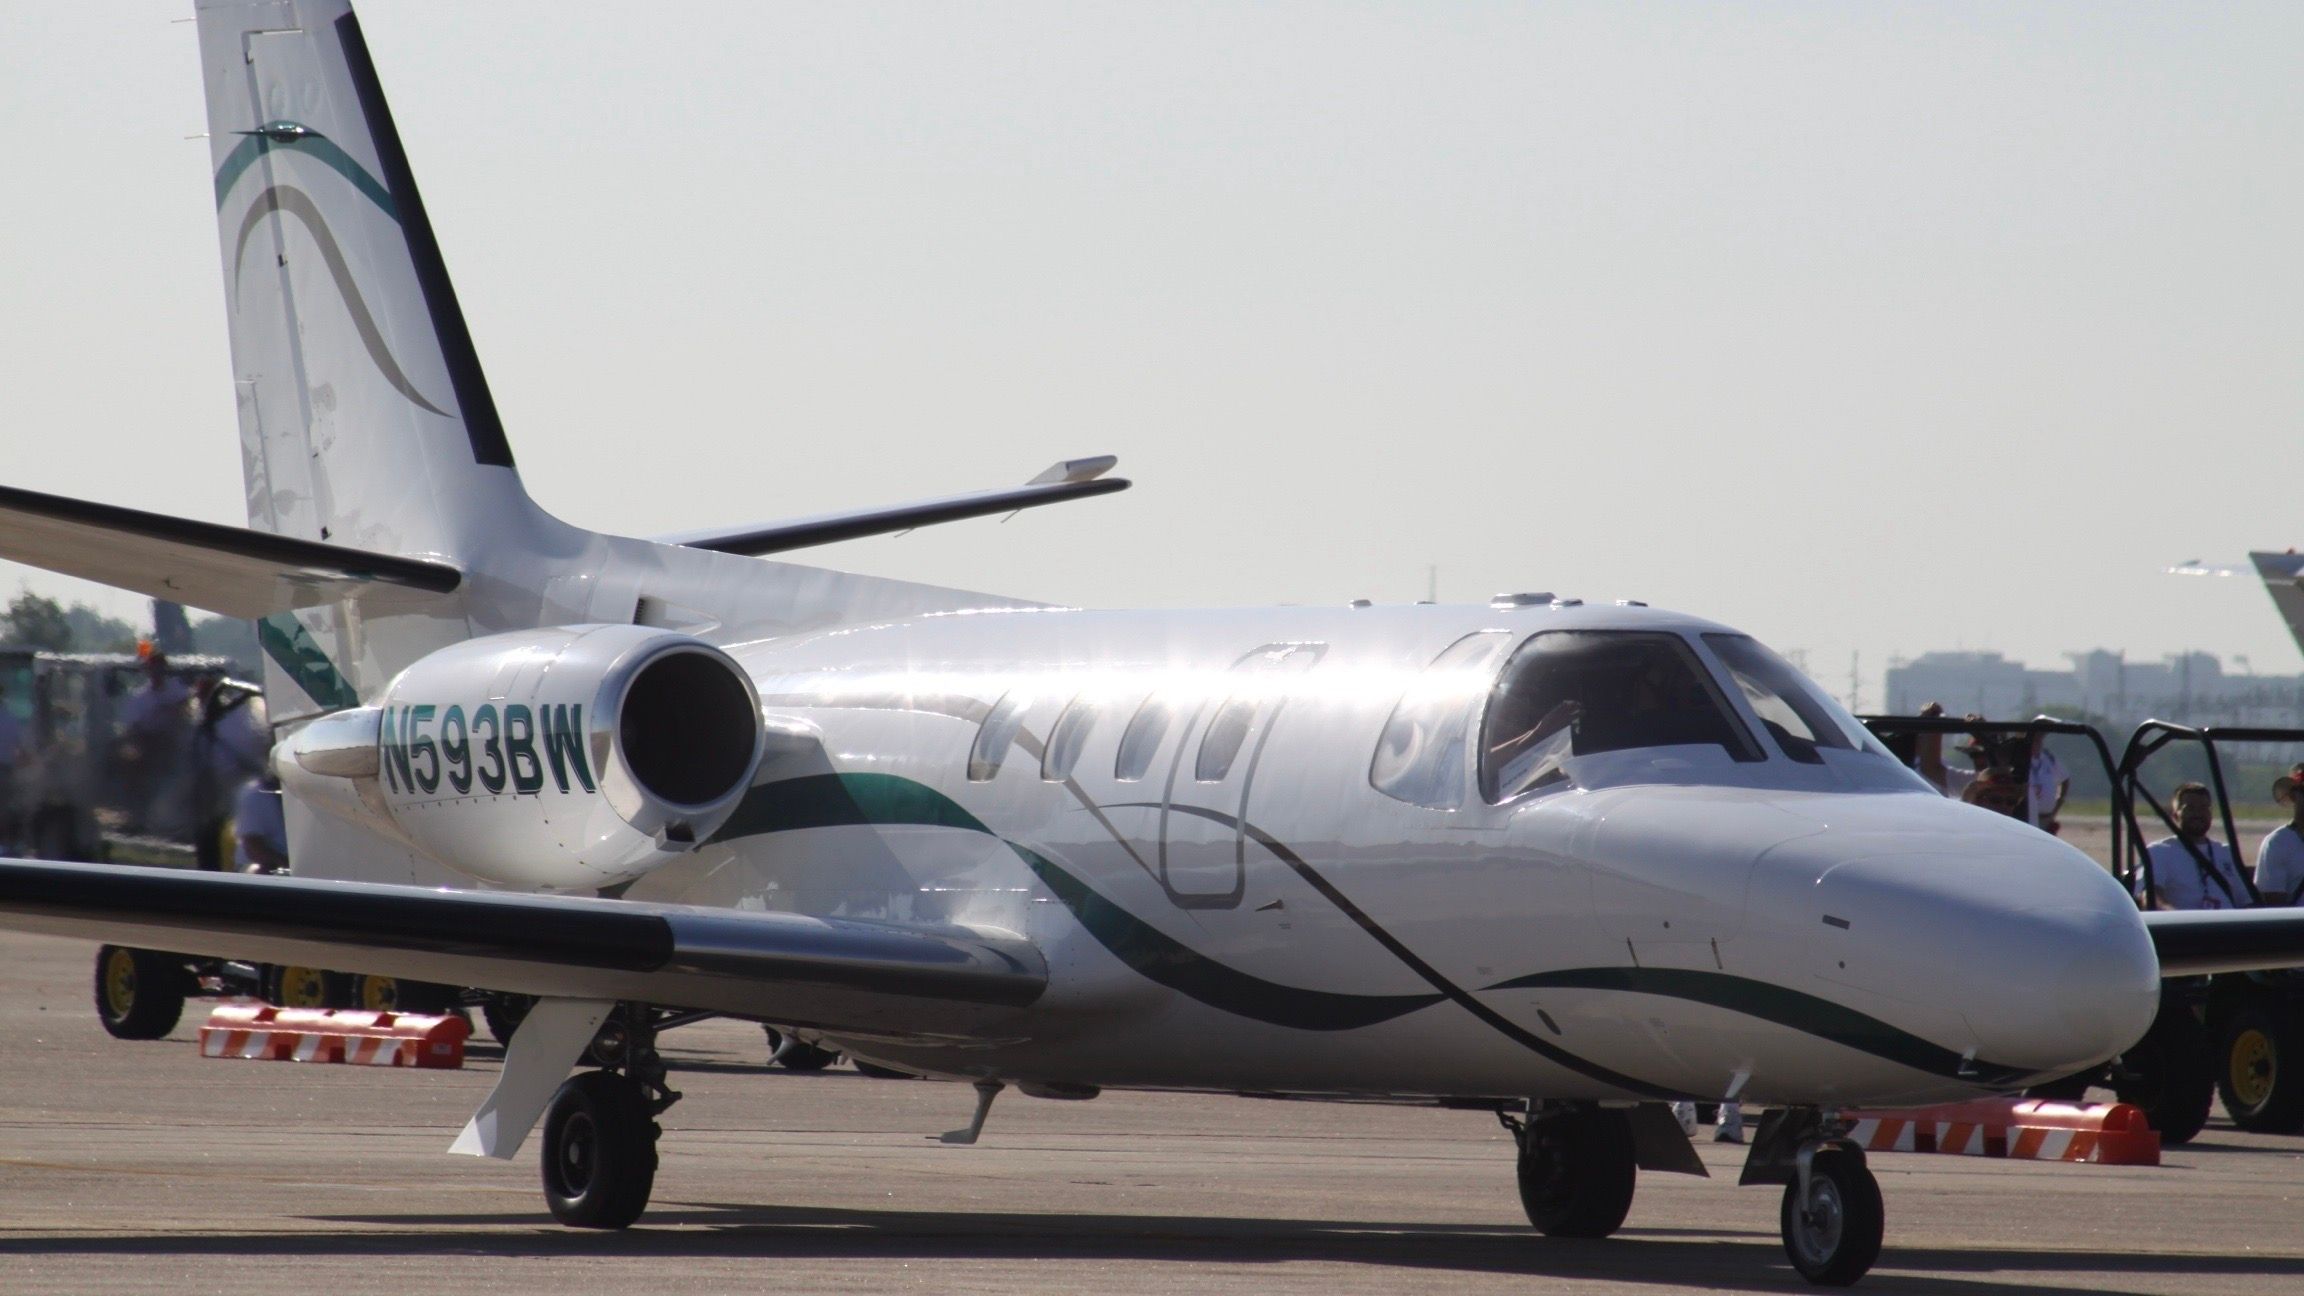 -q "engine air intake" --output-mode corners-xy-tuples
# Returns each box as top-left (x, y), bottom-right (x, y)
(620, 650), (759, 808)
